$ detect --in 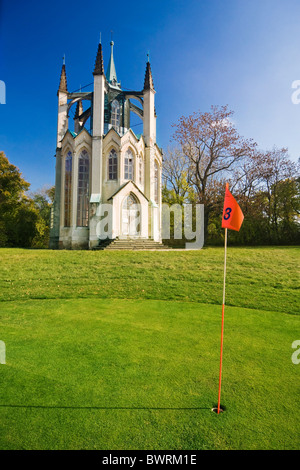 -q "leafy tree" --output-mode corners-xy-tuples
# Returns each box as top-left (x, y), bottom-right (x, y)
(274, 178), (300, 243)
(0, 152), (38, 247)
(0, 151), (30, 205)
(30, 186), (54, 248)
